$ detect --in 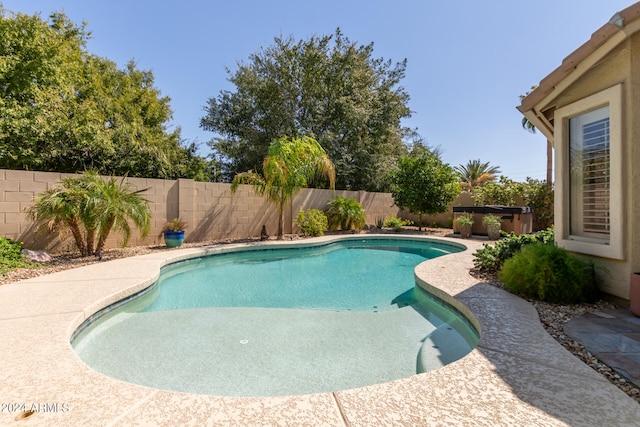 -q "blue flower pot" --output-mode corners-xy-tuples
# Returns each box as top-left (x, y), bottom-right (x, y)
(163, 230), (185, 248)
